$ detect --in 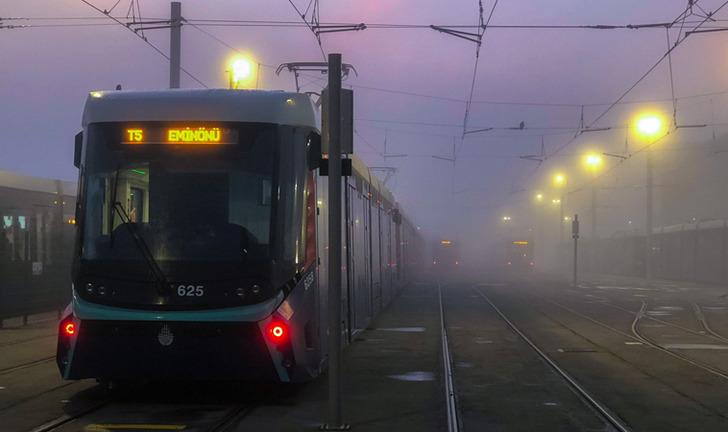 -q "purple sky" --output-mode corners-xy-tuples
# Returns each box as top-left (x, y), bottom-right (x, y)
(3, 0), (728, 243)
